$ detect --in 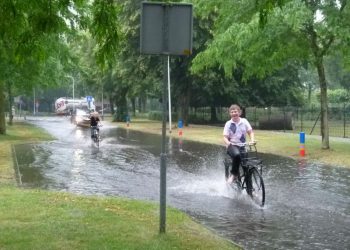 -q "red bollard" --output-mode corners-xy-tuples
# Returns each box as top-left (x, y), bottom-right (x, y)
(299, 132), (305, 156)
